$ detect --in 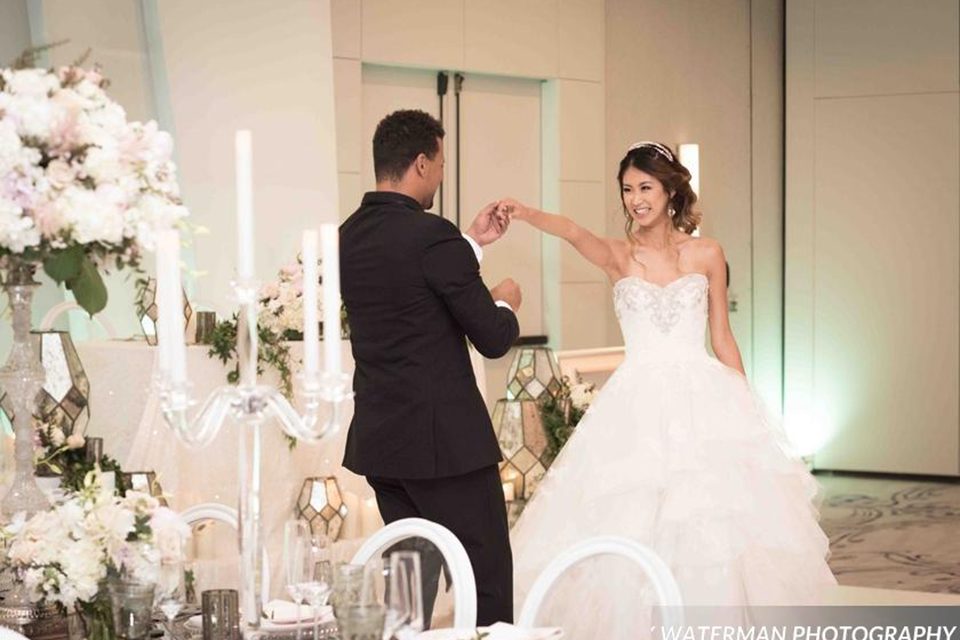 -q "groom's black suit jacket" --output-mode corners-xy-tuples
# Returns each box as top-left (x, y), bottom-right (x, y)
(340, 191), (519, 480)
